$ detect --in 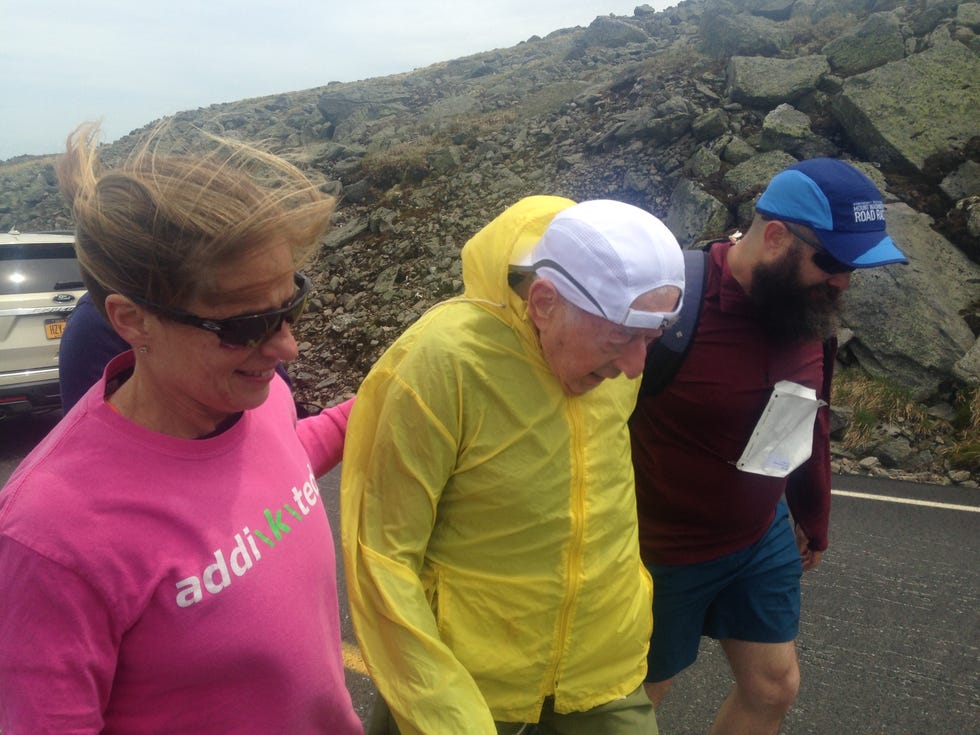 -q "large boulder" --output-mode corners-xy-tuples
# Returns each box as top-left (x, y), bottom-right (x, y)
(832, 42), (980, 175)
(316, 83), (414, 141)
(701, 1), (790, 58)
(666, 179), (730, 246)
(759, 103), (815, 153)
(726, 55), (831, 106)
(821, 10), (908, 75)
(841, 203), (980, 397)
(580, 15), (650, 47)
